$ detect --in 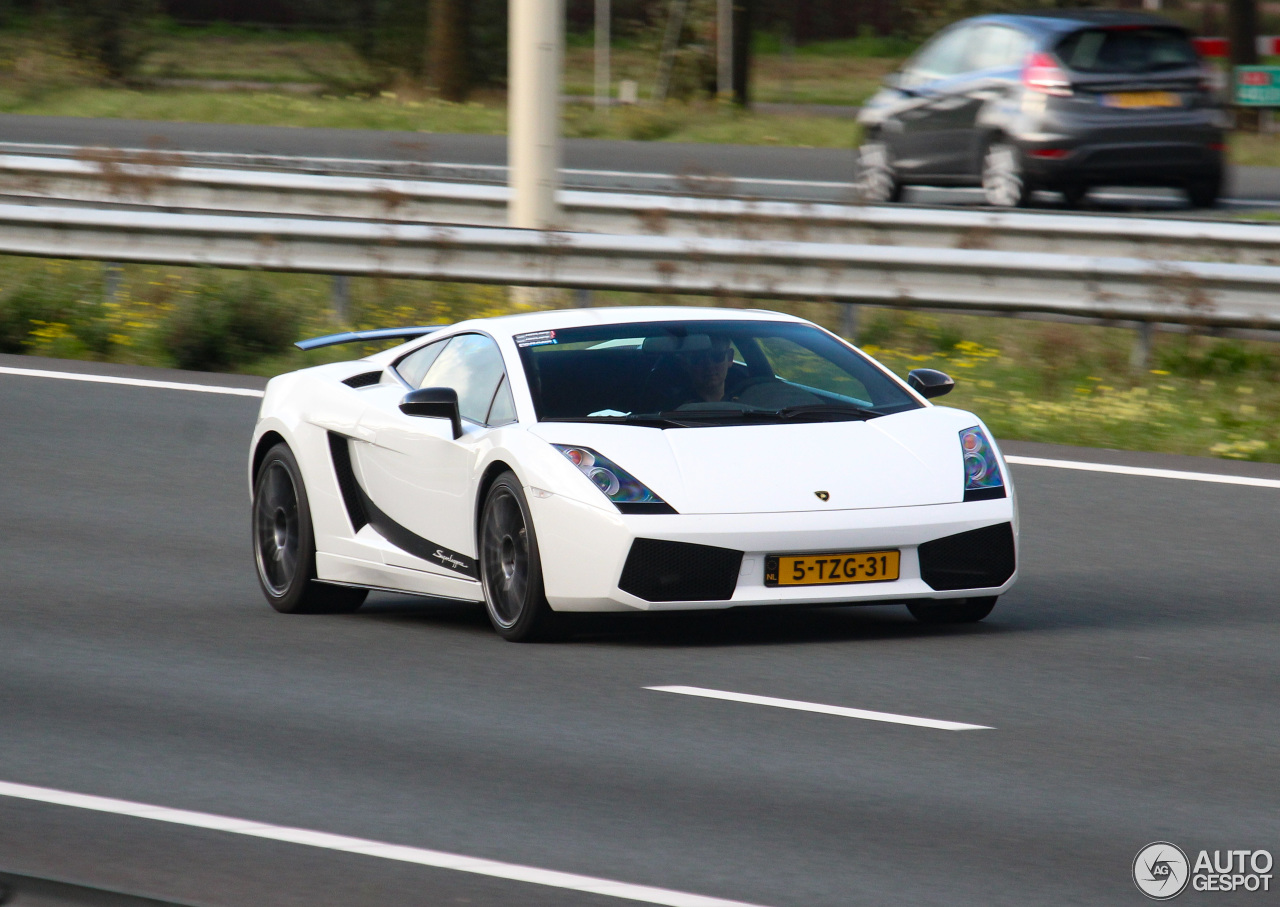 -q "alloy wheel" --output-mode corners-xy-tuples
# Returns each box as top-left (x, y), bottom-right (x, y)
(854, 141), (901, 204)
(254, 461), (301, 596)
(482, 488), (530, 628)
(982, 143), (1027, 208)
